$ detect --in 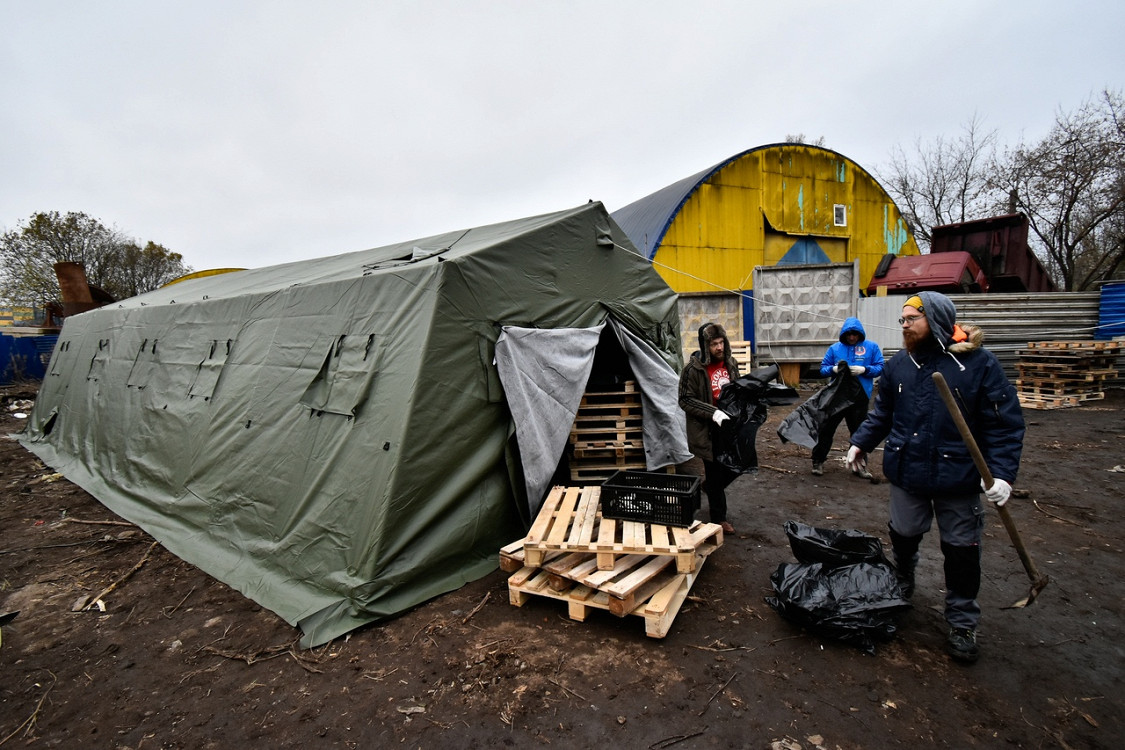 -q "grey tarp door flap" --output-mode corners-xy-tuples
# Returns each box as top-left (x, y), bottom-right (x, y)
(495, 321), (693, 517)
(495, 325), (602, 515)
(608, 319), (692, 469)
